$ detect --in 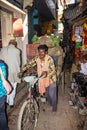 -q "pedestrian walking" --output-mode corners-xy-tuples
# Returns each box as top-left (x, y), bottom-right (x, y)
(0, 39), (21, 107)
(0, 60), (9, 130)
